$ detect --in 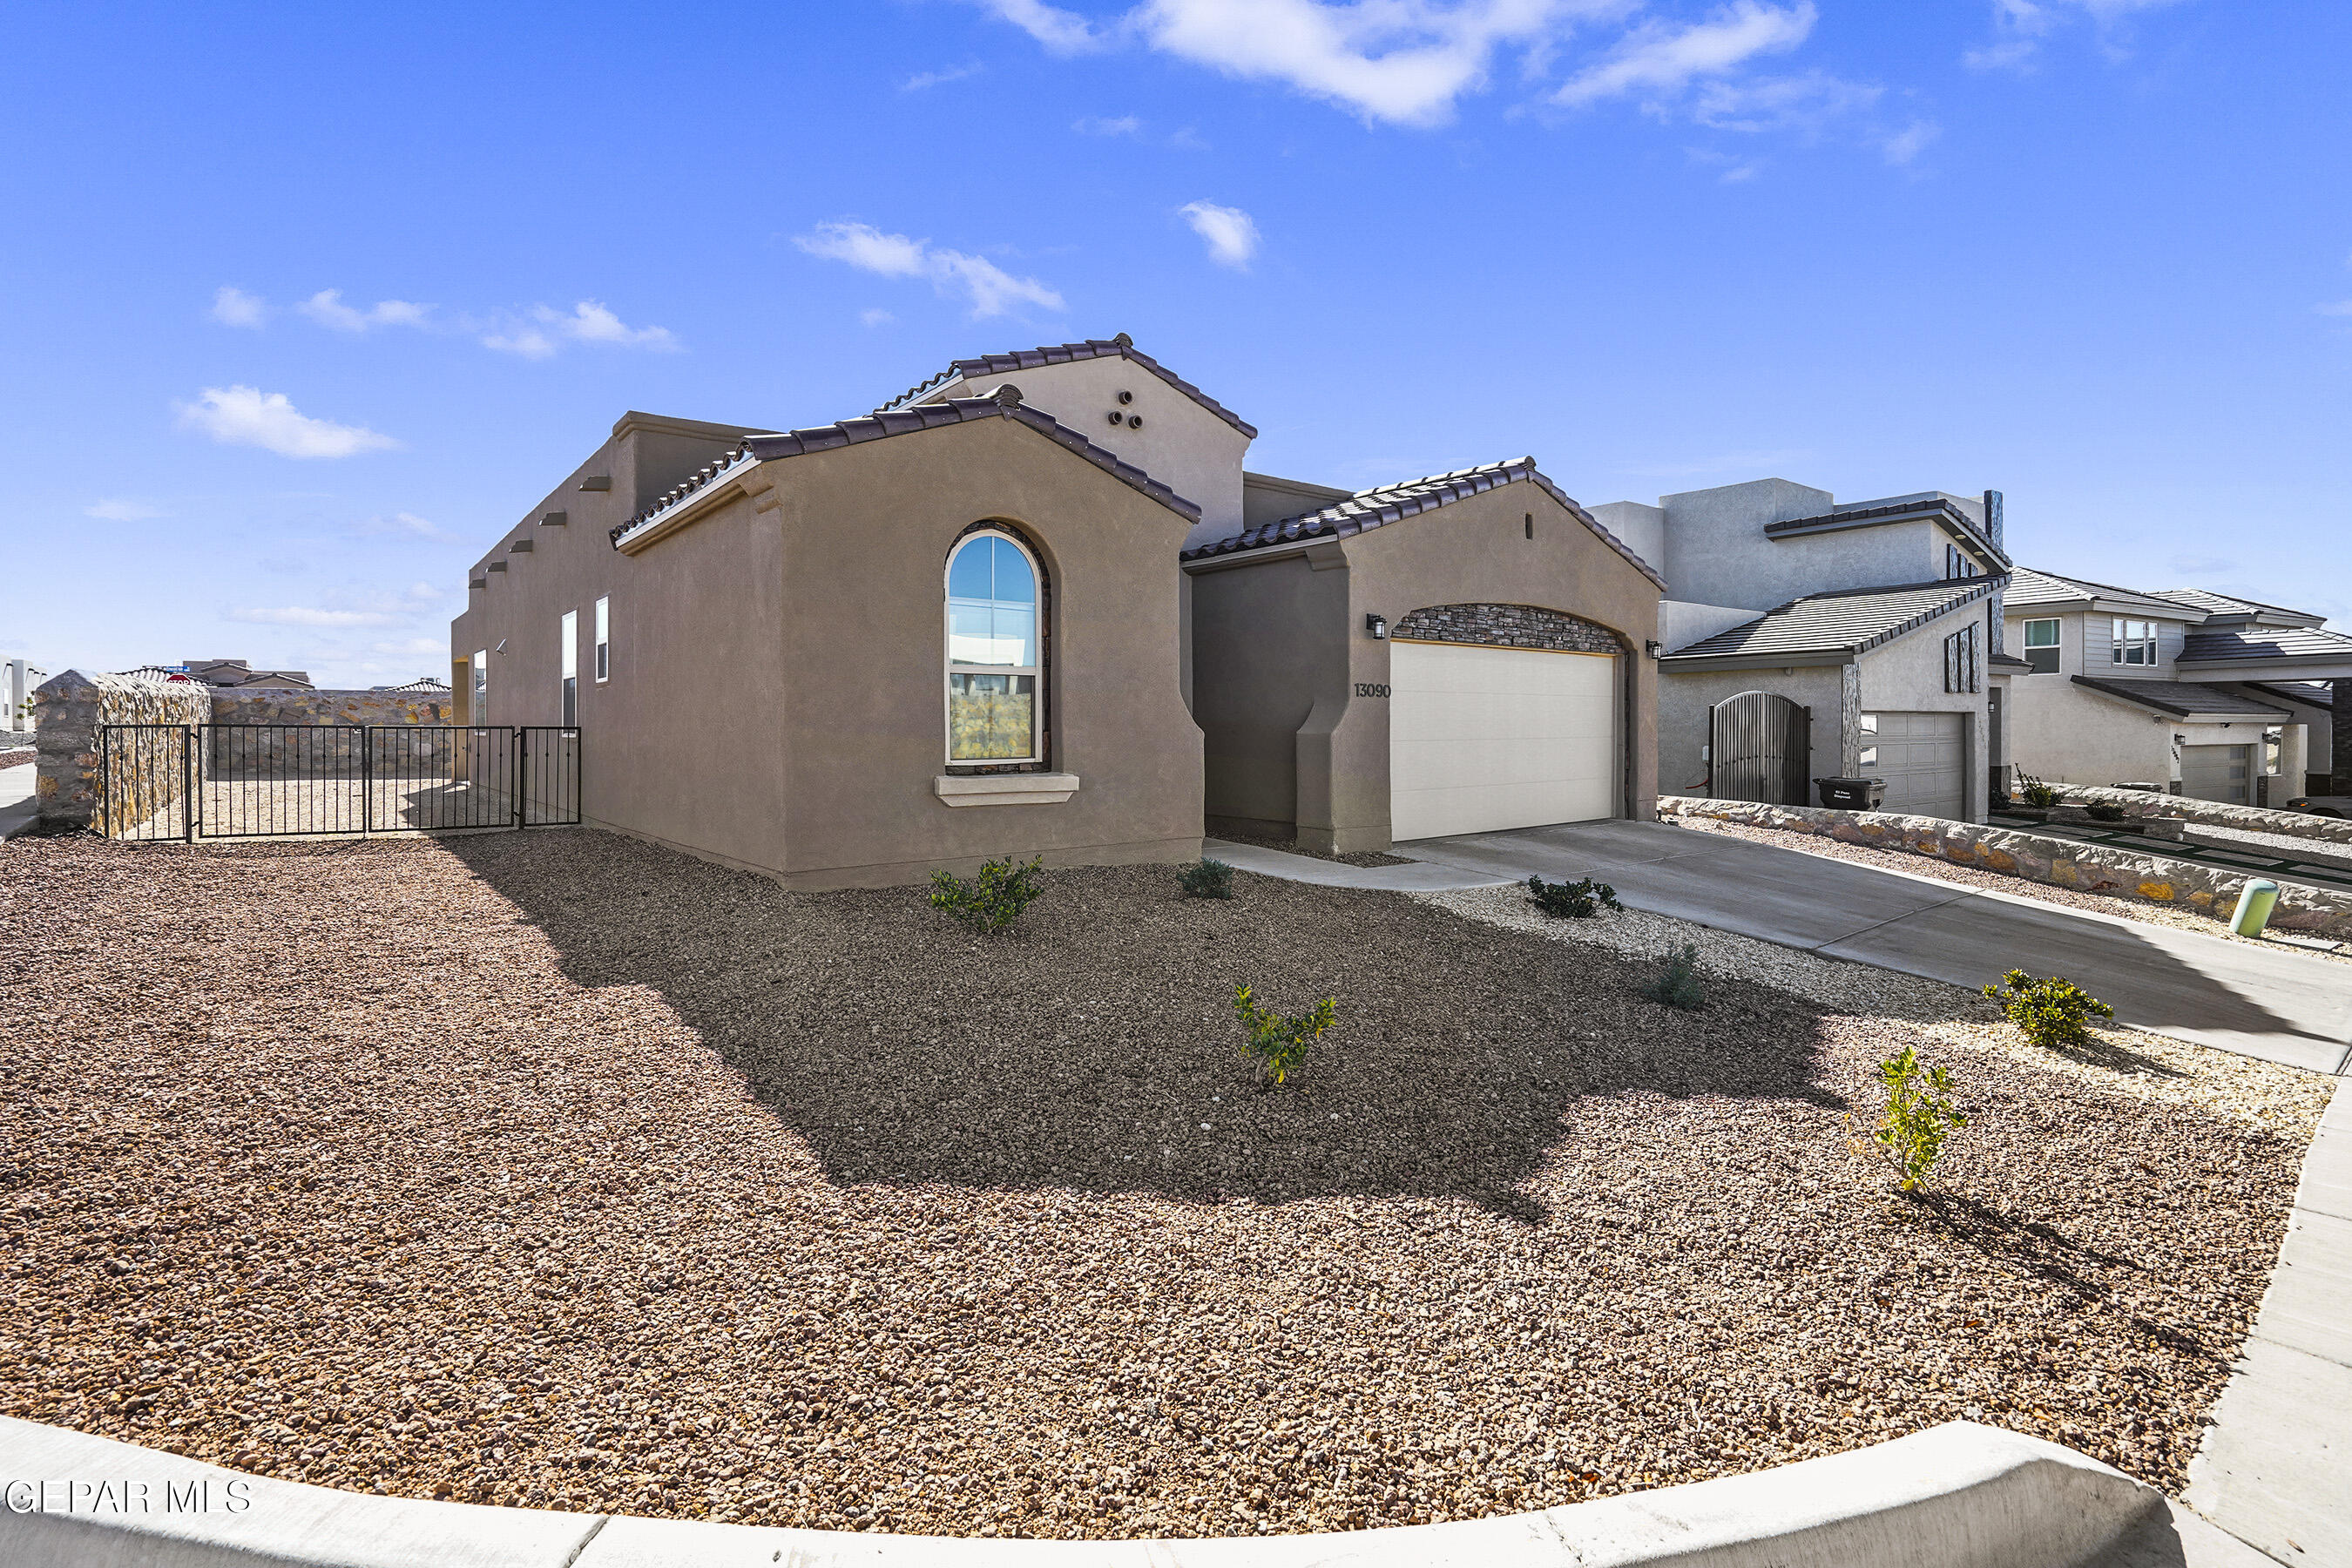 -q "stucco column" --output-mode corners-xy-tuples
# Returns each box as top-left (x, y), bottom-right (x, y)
(2335, 679), (2351, 794)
